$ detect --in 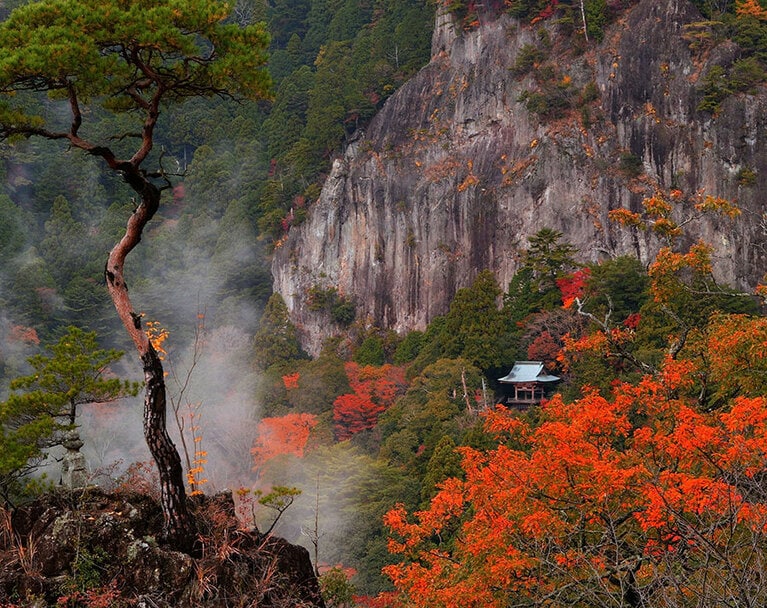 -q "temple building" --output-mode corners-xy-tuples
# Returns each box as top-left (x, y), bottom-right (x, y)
(497, 361), (560, 408)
